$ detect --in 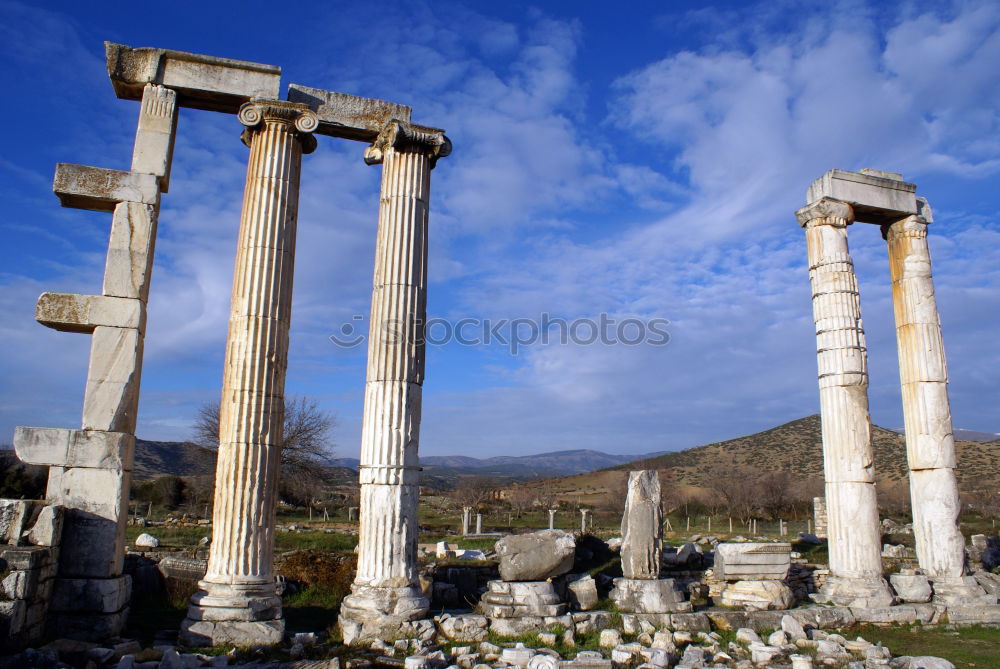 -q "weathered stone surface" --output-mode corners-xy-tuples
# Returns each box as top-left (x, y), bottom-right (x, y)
(25, 505), (63, 547)
(179, 619), (284, 647)
(288, 84), (413, 142)
(806, 169), (917, 224)
(106, 42), (281, 113)
(889, 573), (932, 603)
(893, 657), (955, 669)
(495, 530), (575, 581)
(668, 612), (711, 632)
(566, 574), (599, 611)
(436, 614), (488, 642)
(35, 293), (142, 334)
(930, 575), (996, 606)
(52, 164), (158, 212)
(944, 604), (1000, 624)
(720, 580), (795, 611)
(812, 575), (896, 609)
(14, 427), (133, 470)
(480, 580), (566, 617)
(0, 499), (40, 544)
(134, 533), (159, 548)
(781, 614), (807, 641)
(49, 576), (131, 614)
(714, 543), (791, 581)
(609, 578), (689, 614)
(104, 201), (158, 301)
(130, 84), (178, 190)
(620, 471), (661, 580)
